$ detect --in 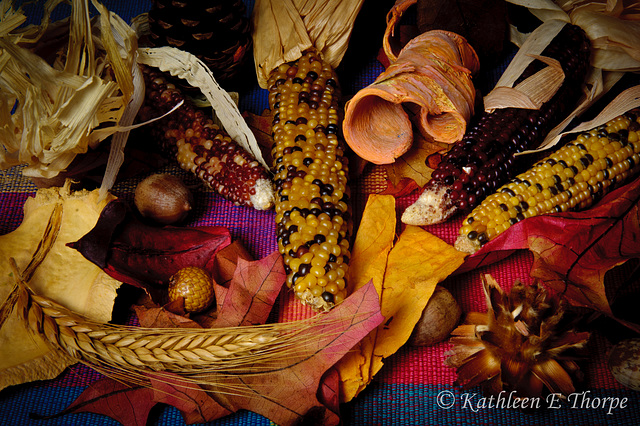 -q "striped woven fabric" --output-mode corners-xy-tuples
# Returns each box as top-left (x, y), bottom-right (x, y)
(1, 1), (640, 426)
